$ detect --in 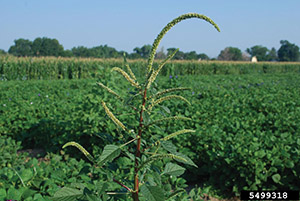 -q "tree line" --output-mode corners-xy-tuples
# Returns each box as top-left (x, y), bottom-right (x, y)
(1, 37), (299, 62)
